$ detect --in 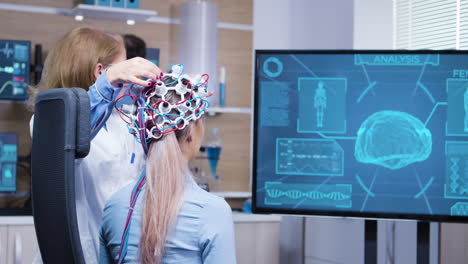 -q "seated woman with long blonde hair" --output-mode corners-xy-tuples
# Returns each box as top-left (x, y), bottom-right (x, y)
(99, 67), (237, 264)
